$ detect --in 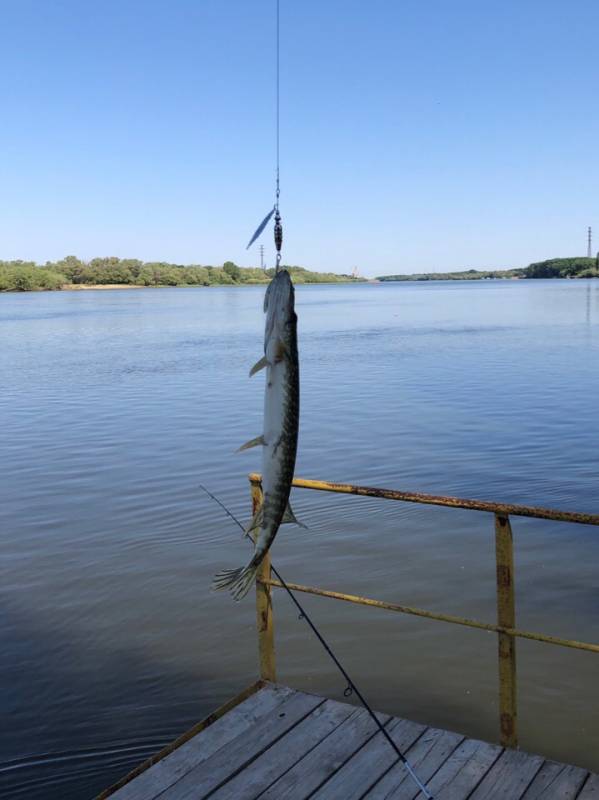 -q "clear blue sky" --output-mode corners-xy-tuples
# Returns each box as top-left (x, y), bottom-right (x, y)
(1, 0), (598, 276)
